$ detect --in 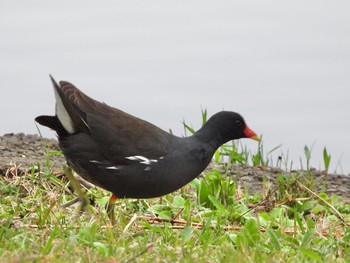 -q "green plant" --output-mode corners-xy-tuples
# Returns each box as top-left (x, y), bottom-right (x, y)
(216, 142), (248, 165)
(1, 151), (349, 262)
(2, 112), (348, 262)
(303, 145), (312, 172)
(251, 138), (281, 167)
(191, 170), (237, 209)
(323, 147), (331, 174)
(182, 108), (207, 136)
